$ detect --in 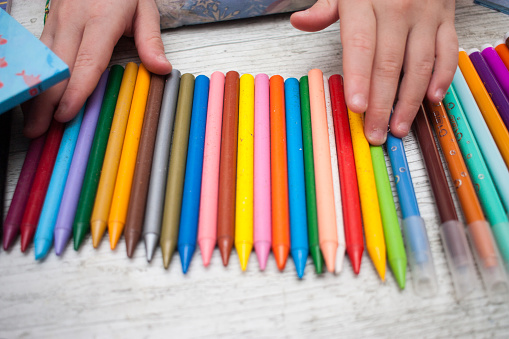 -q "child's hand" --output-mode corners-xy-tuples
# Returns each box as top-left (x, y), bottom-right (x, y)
(23, 0), (172, 138)
(291, 0), (457, 145)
